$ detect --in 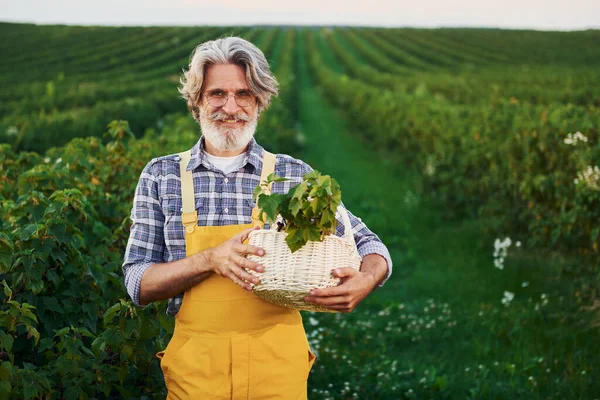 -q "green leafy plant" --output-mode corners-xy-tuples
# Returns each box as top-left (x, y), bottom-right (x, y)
(252, 171), (342, 253)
